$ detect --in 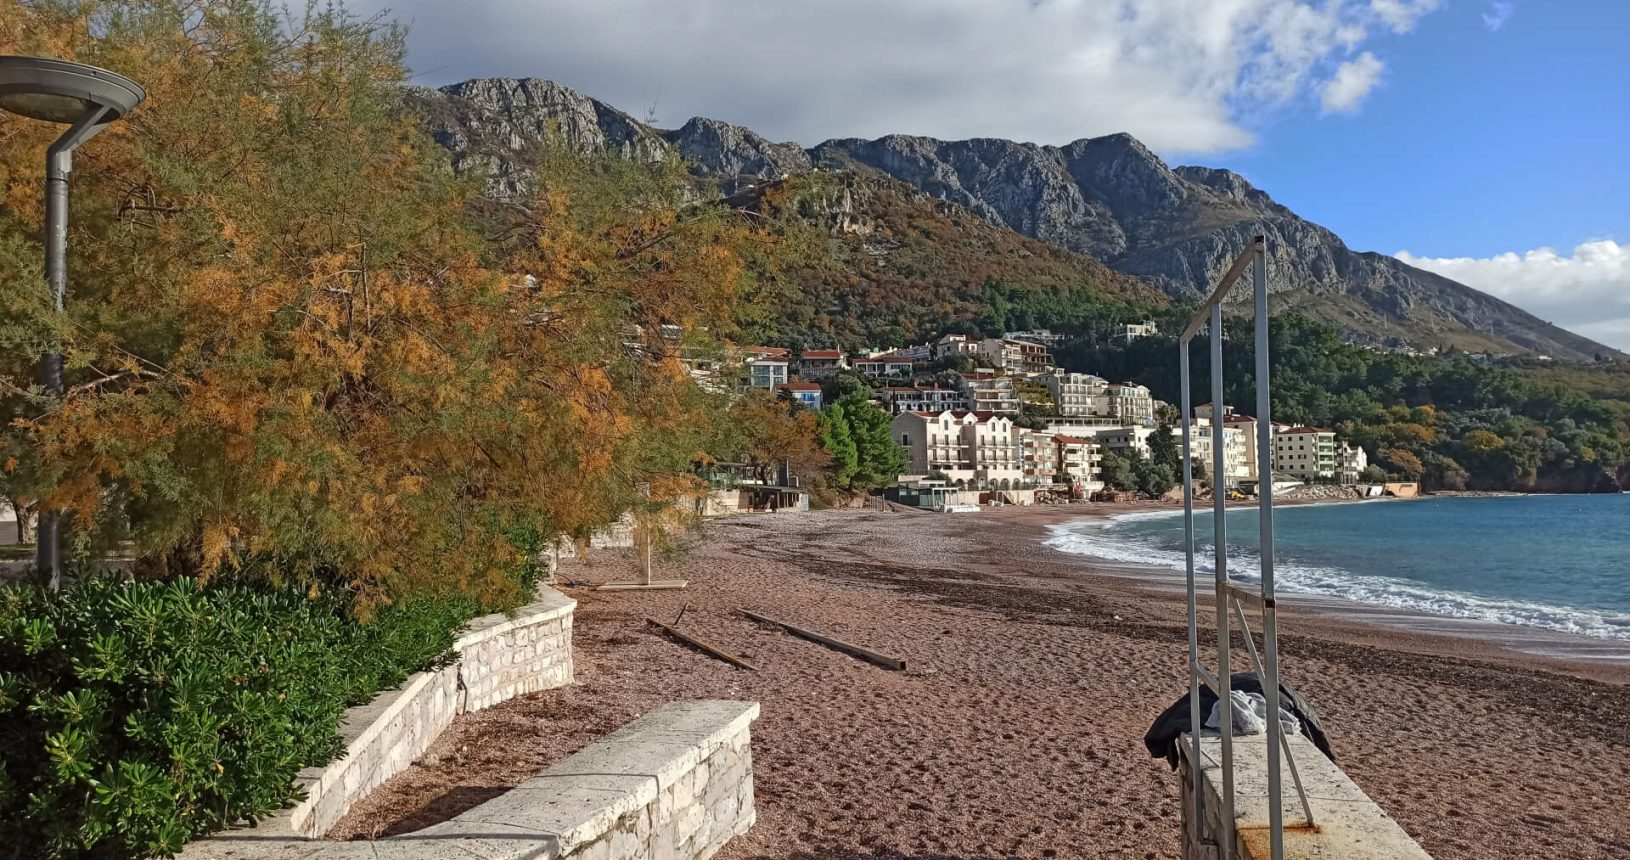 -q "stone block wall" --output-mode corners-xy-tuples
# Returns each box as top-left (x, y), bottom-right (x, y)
(1178, 732), (1433, 860)
(184, 699), (760, 860)
(178, 587), (576, 855)
(428, 699), (760, 860)
(454, 596), (576, 712)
